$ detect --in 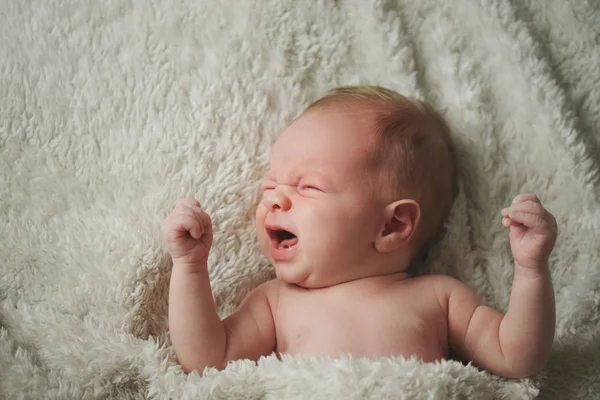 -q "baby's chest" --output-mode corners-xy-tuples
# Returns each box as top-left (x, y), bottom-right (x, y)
(274, 293), (446, 360)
